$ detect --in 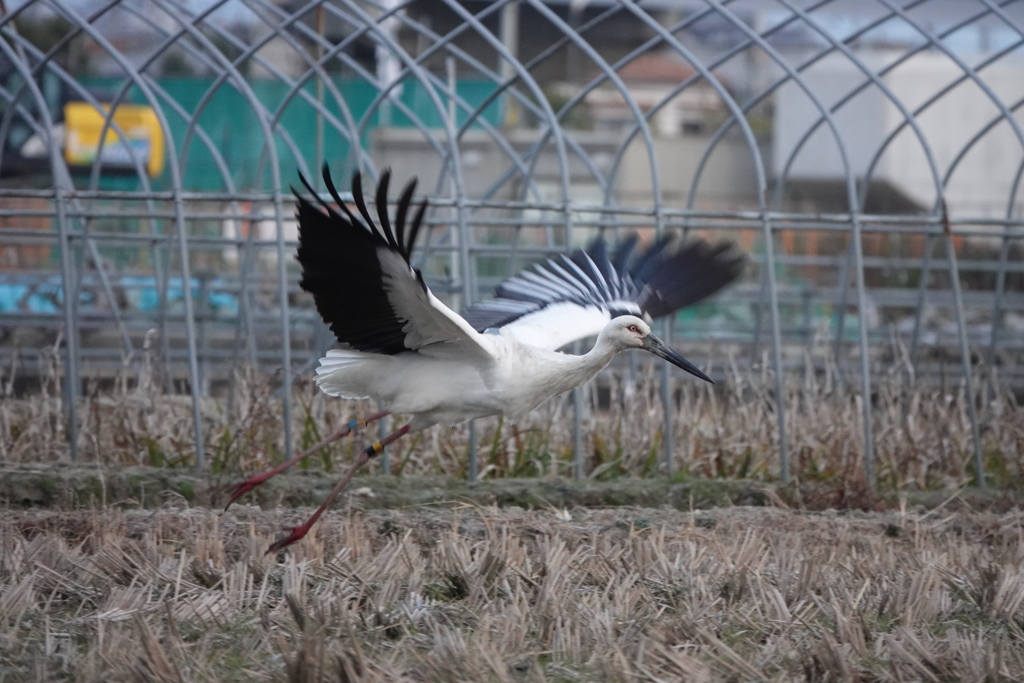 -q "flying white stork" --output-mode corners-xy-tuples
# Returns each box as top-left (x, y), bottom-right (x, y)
(226, 167), (745, 552)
